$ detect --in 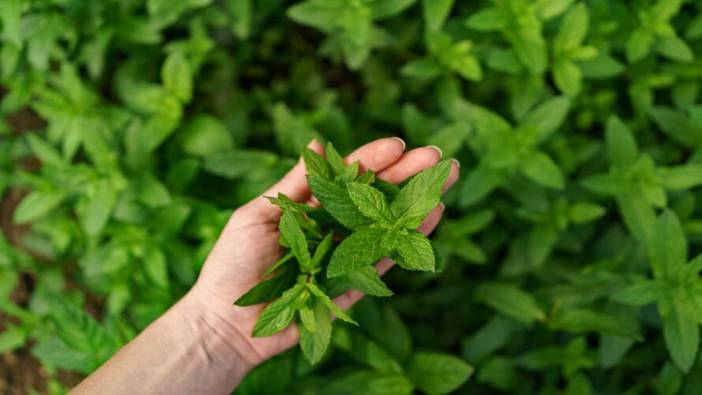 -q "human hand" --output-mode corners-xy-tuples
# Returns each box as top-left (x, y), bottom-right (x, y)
(186, 137), (460, 371)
